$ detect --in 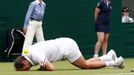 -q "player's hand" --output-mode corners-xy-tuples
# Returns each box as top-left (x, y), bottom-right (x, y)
(38, 66), (47, 71)
(38, 64), (55, 71)
(41, 59), (55, 71)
